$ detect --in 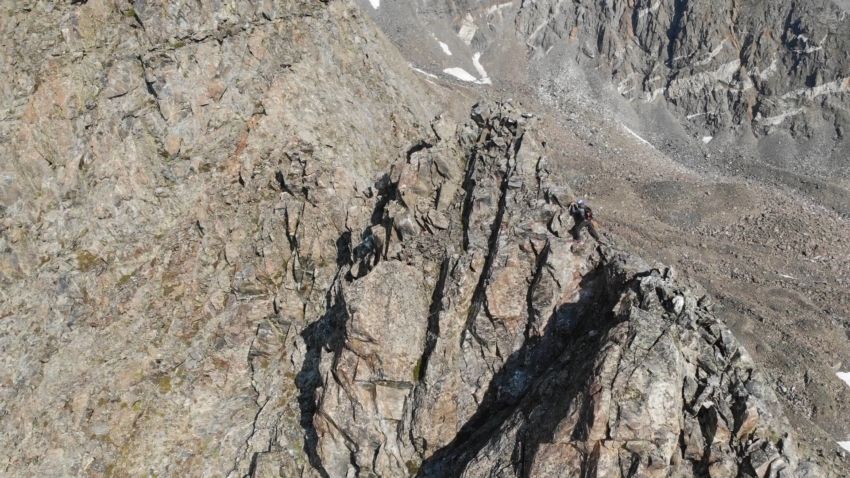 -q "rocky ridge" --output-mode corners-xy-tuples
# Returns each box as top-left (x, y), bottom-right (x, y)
(0, 0), (843, 477)
(305, 100), (824, 477)
(517, 0), (850, 137)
